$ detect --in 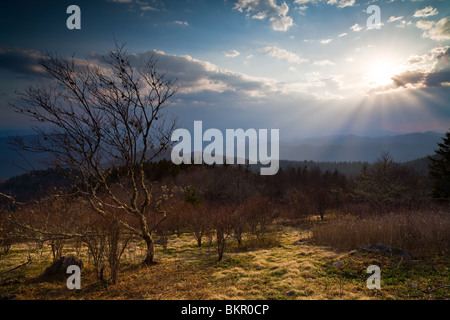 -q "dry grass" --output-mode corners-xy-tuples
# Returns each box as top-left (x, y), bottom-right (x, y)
(311, 210), (450, 257)
(0, 223), (449, 300)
